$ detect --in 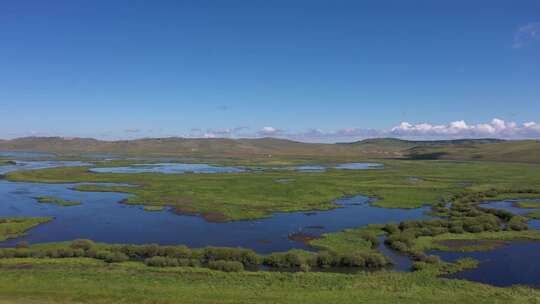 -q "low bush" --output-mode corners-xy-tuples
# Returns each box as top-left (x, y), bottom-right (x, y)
(264, 252), (305, 268)
(96, 251), (129, 263)
(70, 239), (95, 251)
(208, 260), (244, 272)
